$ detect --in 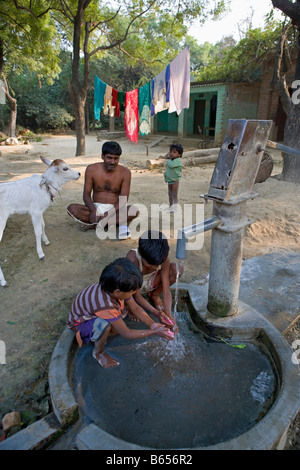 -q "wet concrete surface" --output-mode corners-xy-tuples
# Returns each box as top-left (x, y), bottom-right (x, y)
(239, 250), (300, 332)
(72, 312), (278, 449)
